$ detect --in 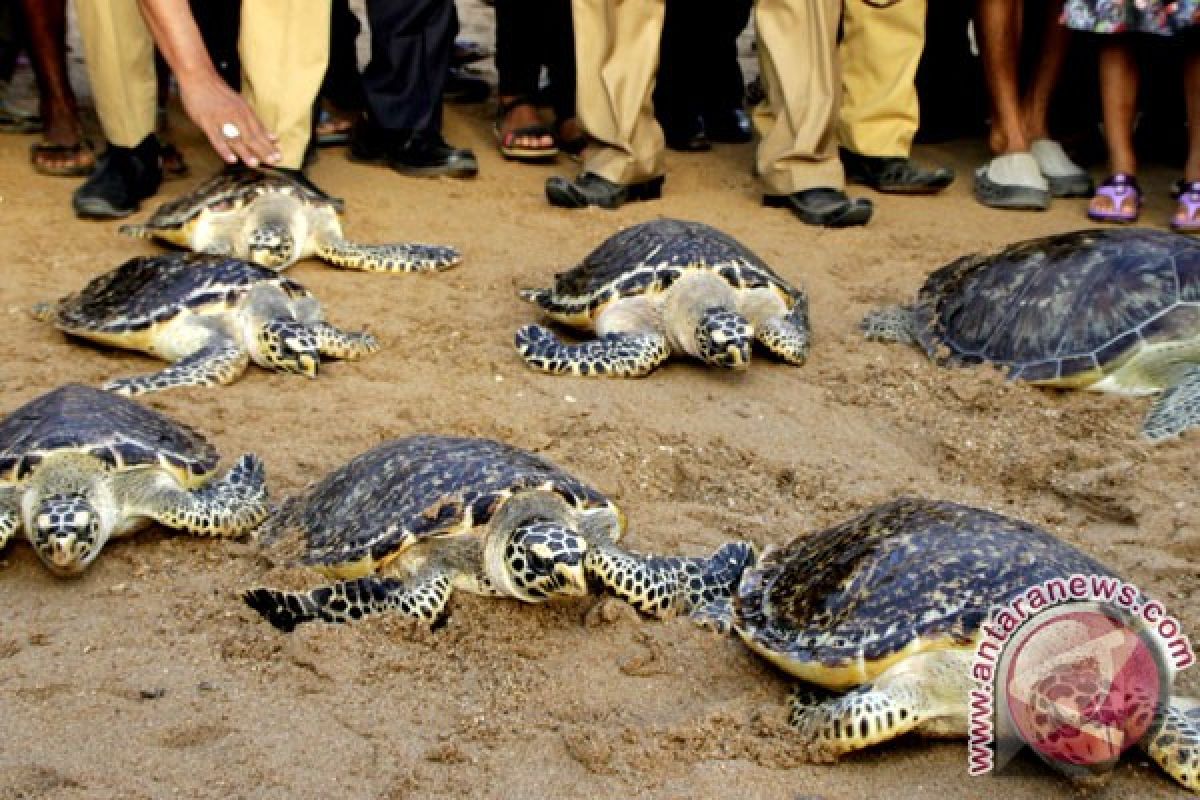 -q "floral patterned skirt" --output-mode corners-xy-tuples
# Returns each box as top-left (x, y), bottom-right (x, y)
(1062, 0), (1200, 34)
